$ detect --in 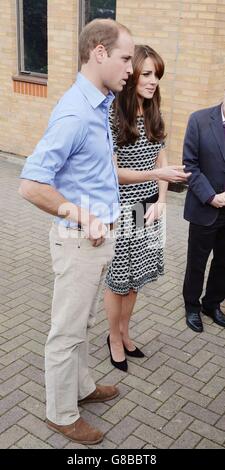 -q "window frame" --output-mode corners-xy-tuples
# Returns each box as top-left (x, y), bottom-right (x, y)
(79, 0), (116, 32)
(16, 0), (48, 79)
